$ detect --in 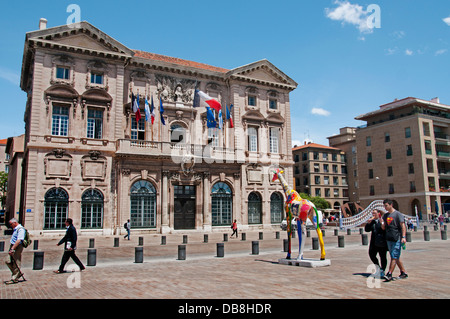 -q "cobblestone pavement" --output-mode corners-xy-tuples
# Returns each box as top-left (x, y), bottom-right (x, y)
(0, 227), (449, 301)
